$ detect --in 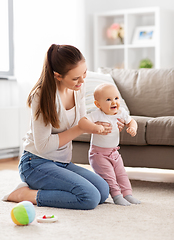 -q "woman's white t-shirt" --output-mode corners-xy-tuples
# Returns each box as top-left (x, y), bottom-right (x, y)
(23, 84), (86, 163)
